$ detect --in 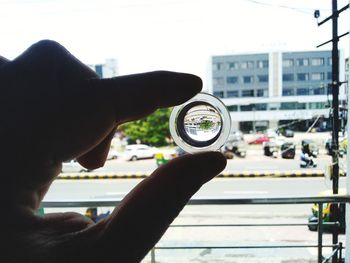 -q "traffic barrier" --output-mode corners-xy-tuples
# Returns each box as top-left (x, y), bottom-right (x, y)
(57, 170), (346, 180)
